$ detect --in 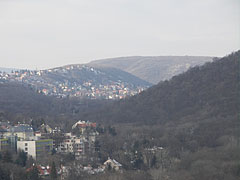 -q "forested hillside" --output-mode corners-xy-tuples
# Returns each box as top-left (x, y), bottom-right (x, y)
(0, 83), (110, 129)
(84, 51), (238, 125)
(79, 51), (240, 180)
